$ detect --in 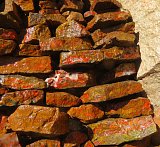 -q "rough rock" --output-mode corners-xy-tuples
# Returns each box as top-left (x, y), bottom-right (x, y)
(39, 1), (58, 9)
(39, 9), (60, 15)
(18, 44), (42, 56)
(0, 75), (46, 90)
(40, 37), (92, 52)
(45, 70), (96, 89)
(8, 105), (69, 135)
(60, 50), (103, 68)
(0, 39), (16, 55)
(22, 24), (51, 44)
(0, 115), (8, 136)
(46, 92), (81, 107)
(27, 139), (61, 147)
(105, 97), (153, 118)
(68, 104), (104, 123)
(0, 56), (52, 74)
(0, 87), (8, 95)
(0, 90), (44, 106)
(56, 20), (89, 38)
(86, 10), (131, 31)
(13, 0), (34, 12)
(84, 11), (97, 22)
(0, 132), (21, 147)
(83, 140), (95, 147)
(0, 28), (17, 40)
(64, 131), (88, 147)
(66, 12), (85, 24)
(80, 81), (143, 103)
(87, 115), (157, 146)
